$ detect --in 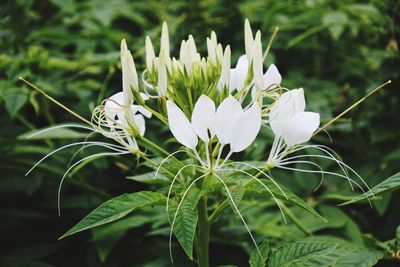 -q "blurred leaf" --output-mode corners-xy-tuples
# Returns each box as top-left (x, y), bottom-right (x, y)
(3, 92), (28, 118)
(61, 191), (166, 238)
(322, 11), (348, 40)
